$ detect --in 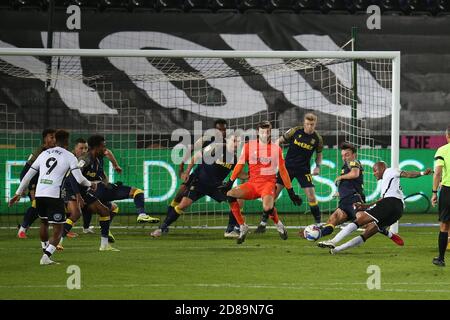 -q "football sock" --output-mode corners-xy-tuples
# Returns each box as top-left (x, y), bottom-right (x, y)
(226, 211), (238, 233)
(261, 209), (269, 225)
(379, 228), (393, 238)
(41, 241), (49, 251)
(439, 231), (448, 260)
(309, 202), (321, 224)
(267, 207), (279, 224)
(133, 189), (145, 215)
(333, 235), (365, 253)
(161, 205), (181, 230)
(331, 222), (358, 244)
(99, 216), (111, 245)
(320, 224), (335, 237)
(82, 209), (92, 229)
(44, 244), (56, 257)
(22, 206), (38, 228)
(62, 219), (74, 238)
(229, 201), (245, 225)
